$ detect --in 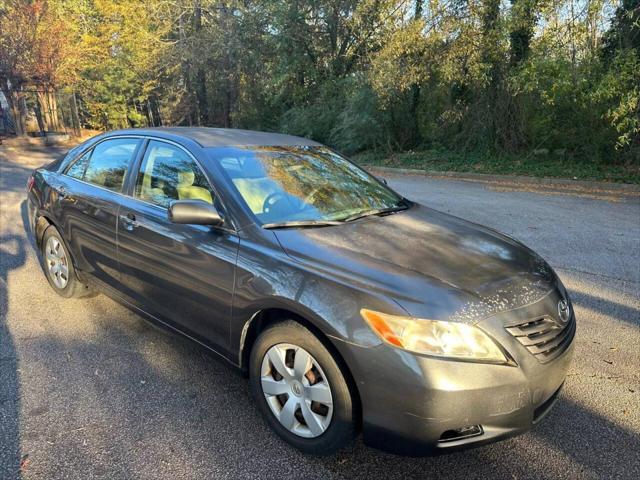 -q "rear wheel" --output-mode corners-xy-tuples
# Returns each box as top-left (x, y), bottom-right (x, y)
(41, 226), (93, 298)
(249, 320), (356, 454)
